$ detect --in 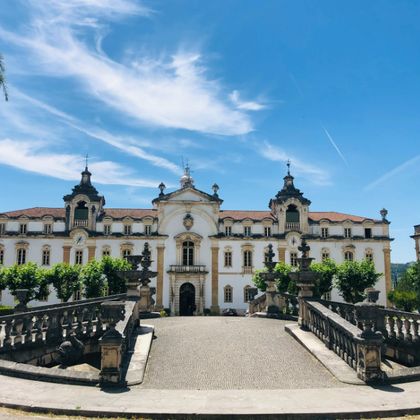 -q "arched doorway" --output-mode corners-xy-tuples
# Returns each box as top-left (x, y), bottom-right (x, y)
(179, 282), (196, 316)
